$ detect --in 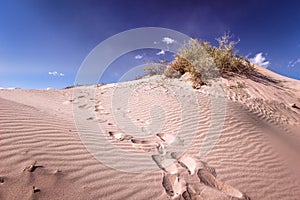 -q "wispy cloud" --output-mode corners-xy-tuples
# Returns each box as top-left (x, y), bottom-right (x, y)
(249, 53), (270, 68)
(288, 58), (300, 67)
(156, 49), (165, 55)
(162, 37), (175, 44)
(134, 54), (143, 59)
(0, 87), (16, 90)
(48, 71), (64, 76)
